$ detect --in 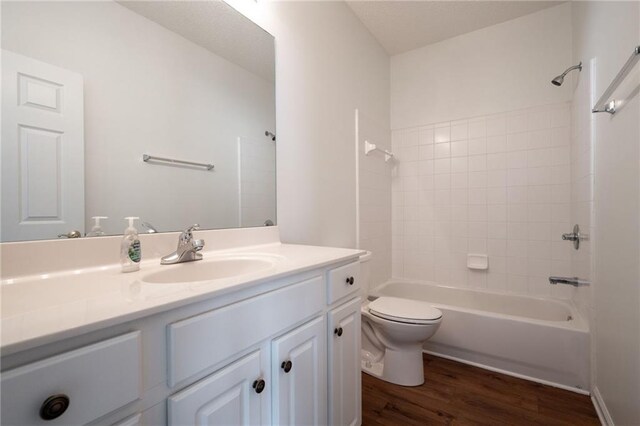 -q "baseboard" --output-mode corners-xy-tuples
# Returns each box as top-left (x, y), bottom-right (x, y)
(591, 386), (614, 426)
(423, 350), (590, 395)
